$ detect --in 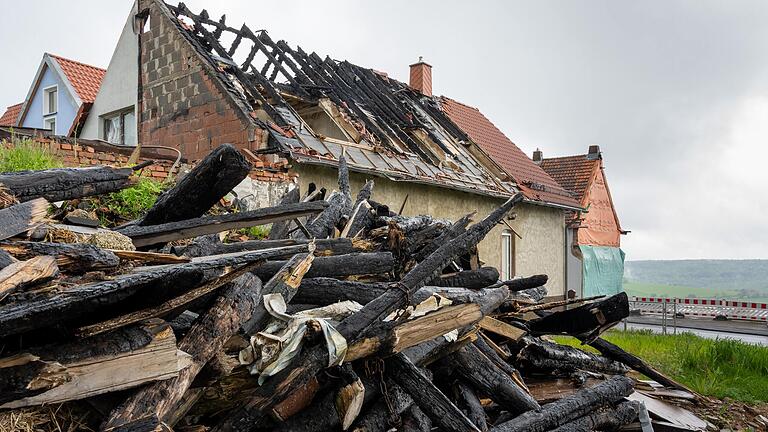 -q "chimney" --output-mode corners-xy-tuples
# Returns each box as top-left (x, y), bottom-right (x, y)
(587, 145), (601, 160)
(532, 148), (543, 163)
(409, 56), (432, 96)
